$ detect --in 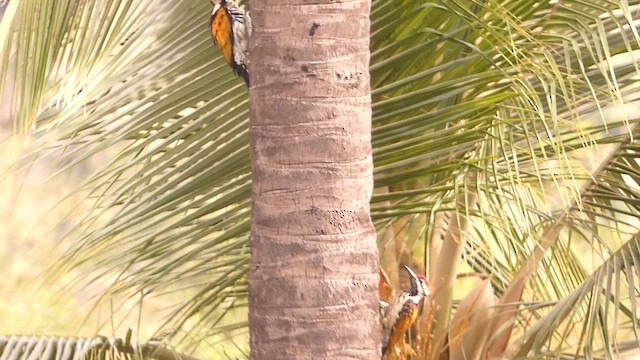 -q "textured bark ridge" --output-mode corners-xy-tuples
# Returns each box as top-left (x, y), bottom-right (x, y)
(248, 0), (378, 359)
